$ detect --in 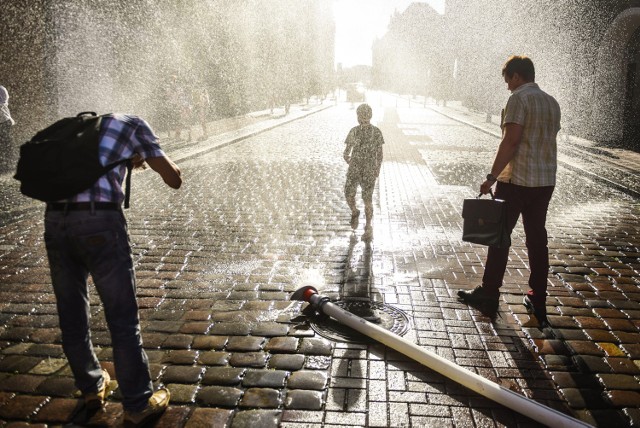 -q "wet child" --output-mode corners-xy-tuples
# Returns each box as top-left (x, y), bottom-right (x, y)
(343, 103), (384, 241)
